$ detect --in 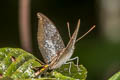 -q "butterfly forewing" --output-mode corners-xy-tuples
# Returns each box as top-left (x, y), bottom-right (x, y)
(37, 13), (65, 64)
(49, 20), (80, 69)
